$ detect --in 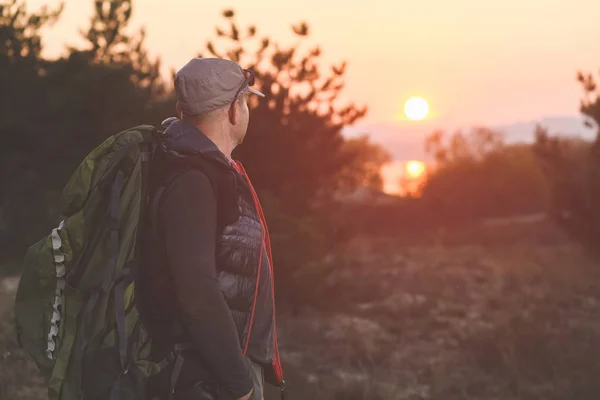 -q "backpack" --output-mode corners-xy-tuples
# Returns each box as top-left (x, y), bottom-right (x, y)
(14, 125), (165, 400)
